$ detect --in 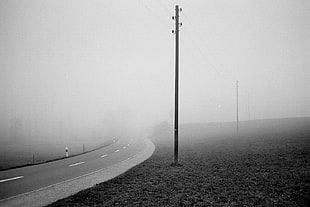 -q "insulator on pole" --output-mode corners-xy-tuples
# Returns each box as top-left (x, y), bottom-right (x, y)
(172, 16), (175, 20)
